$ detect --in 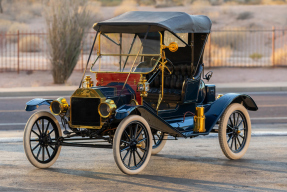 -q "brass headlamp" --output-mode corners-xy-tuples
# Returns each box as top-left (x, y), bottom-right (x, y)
(98, 99), (117, 118)
(50, 97), (69, 115)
